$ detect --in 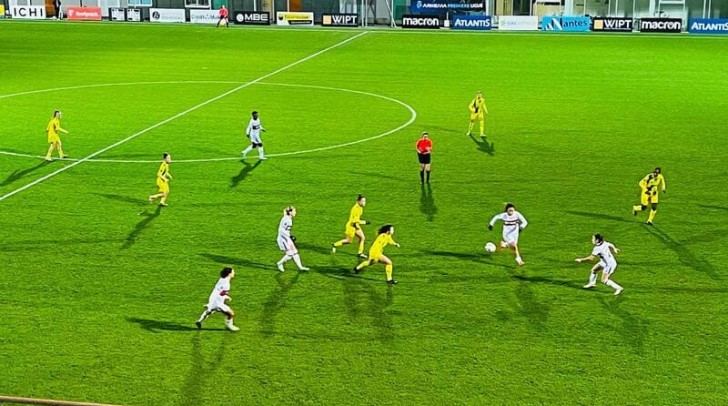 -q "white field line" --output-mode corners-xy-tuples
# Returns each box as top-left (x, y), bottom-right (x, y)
(0, 81), (416, 164)
(0, 31), (368, 202)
